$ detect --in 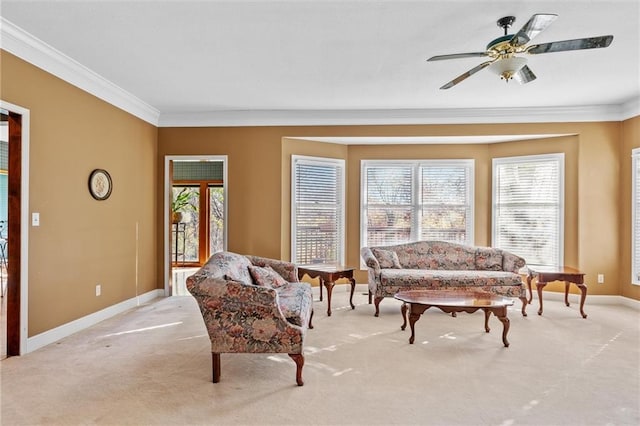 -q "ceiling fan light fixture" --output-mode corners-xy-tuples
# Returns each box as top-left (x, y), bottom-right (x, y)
(489, 56), (528, 81)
